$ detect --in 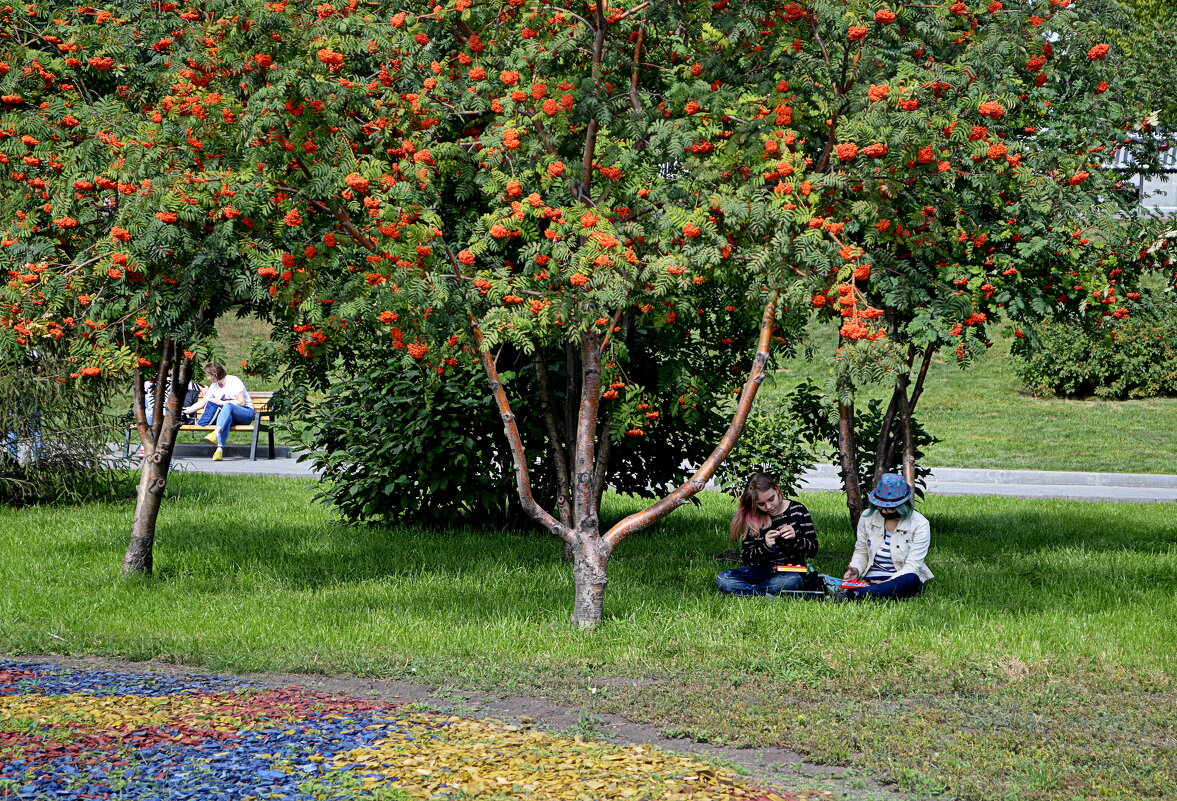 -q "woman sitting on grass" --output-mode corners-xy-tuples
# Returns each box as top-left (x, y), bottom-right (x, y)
(838, 473), (933, 601)
(716, 472), (819, 596)
(182, 363), (254, 462)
